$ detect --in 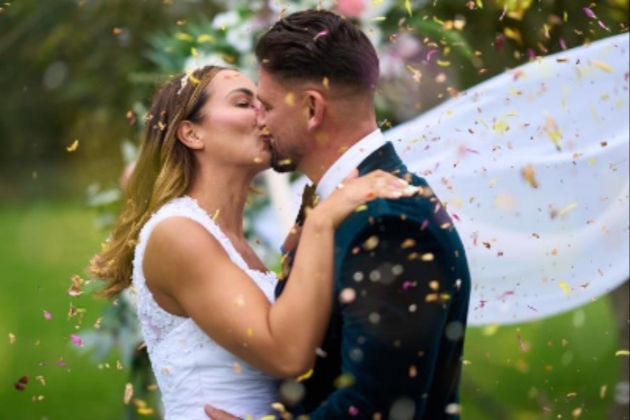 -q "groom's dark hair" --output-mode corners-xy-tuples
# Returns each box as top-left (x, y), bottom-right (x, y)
(255, 9), (379, 92)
